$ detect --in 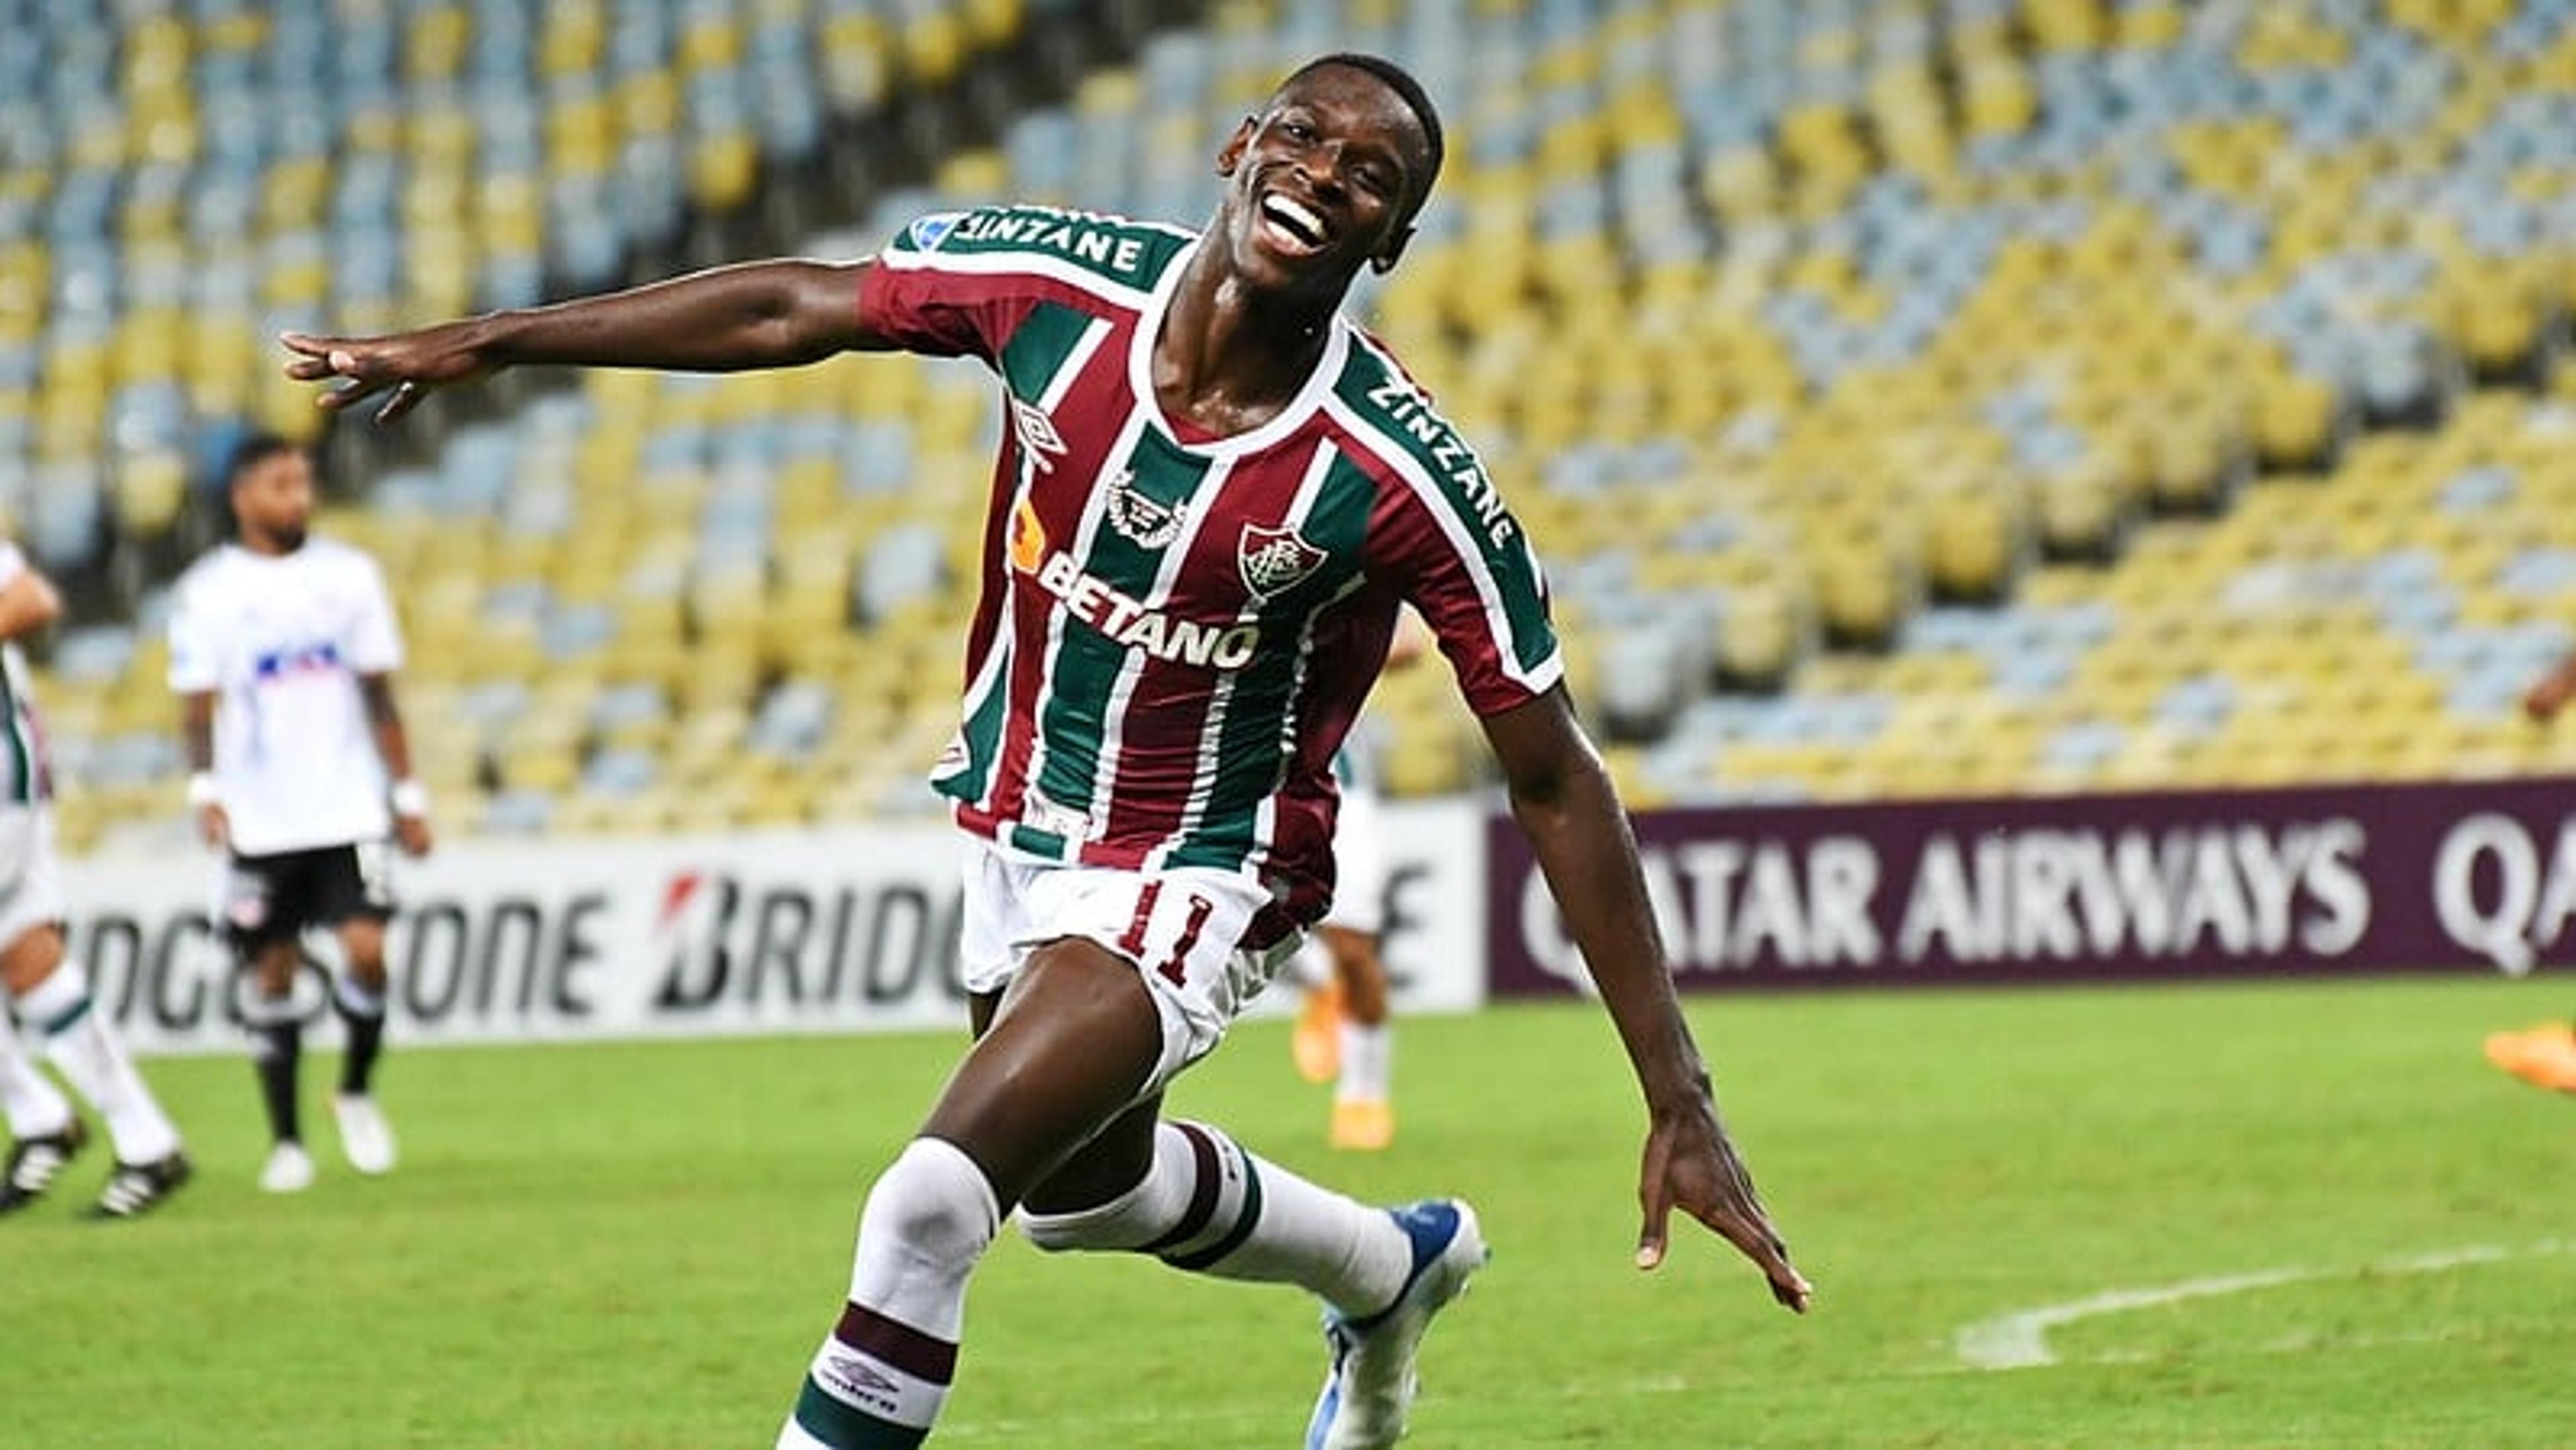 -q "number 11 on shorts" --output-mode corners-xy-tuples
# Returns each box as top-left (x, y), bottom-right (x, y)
(1119, 882), (1215, 988)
